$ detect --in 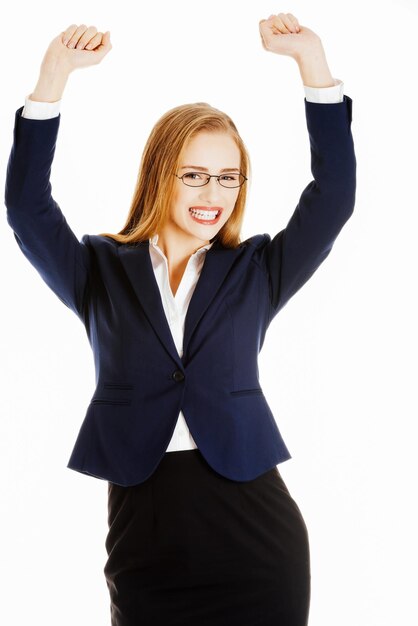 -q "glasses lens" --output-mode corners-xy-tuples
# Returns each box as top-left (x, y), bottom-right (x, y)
(218, 174), (245, 188)
(181, 173), (210, 187)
